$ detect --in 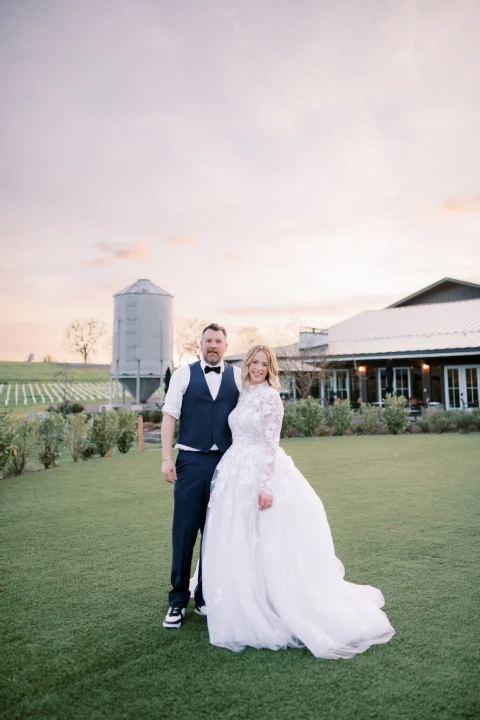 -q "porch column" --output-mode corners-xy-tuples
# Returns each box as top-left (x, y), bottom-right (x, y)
(358, 366), (367, 403)
(422, 363), (431, 404)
